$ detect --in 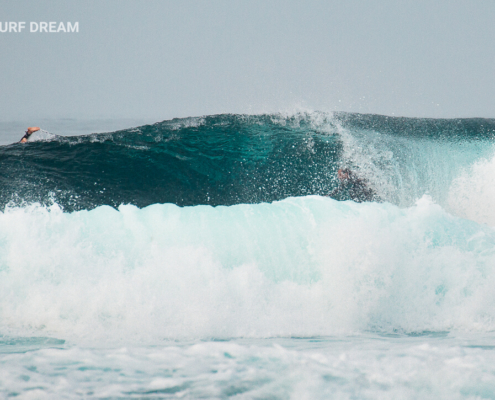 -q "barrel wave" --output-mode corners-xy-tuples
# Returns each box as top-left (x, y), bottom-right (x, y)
(2, 112), (494, 212)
